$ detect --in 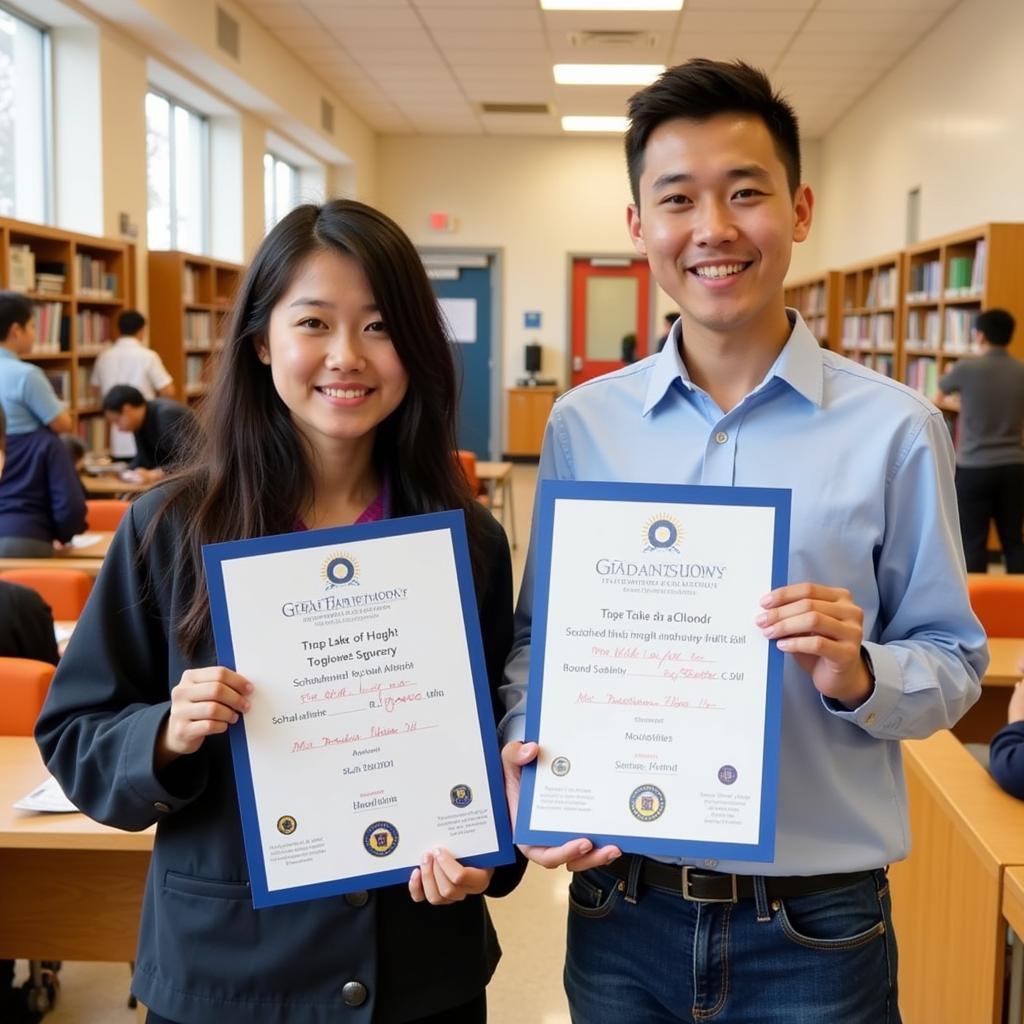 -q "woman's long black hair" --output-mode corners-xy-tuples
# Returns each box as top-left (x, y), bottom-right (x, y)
(152, 200), (485, 656)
